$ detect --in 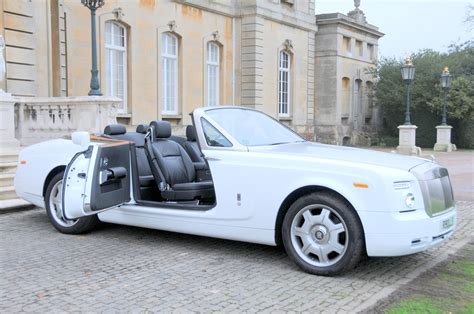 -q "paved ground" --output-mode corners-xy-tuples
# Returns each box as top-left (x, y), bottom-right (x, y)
(431, 150), (474, 201)
(0, 201), (472, 312)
